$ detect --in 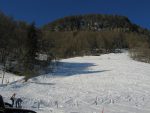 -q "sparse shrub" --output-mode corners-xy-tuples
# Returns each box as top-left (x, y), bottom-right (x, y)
(130, 48), (150, 63)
